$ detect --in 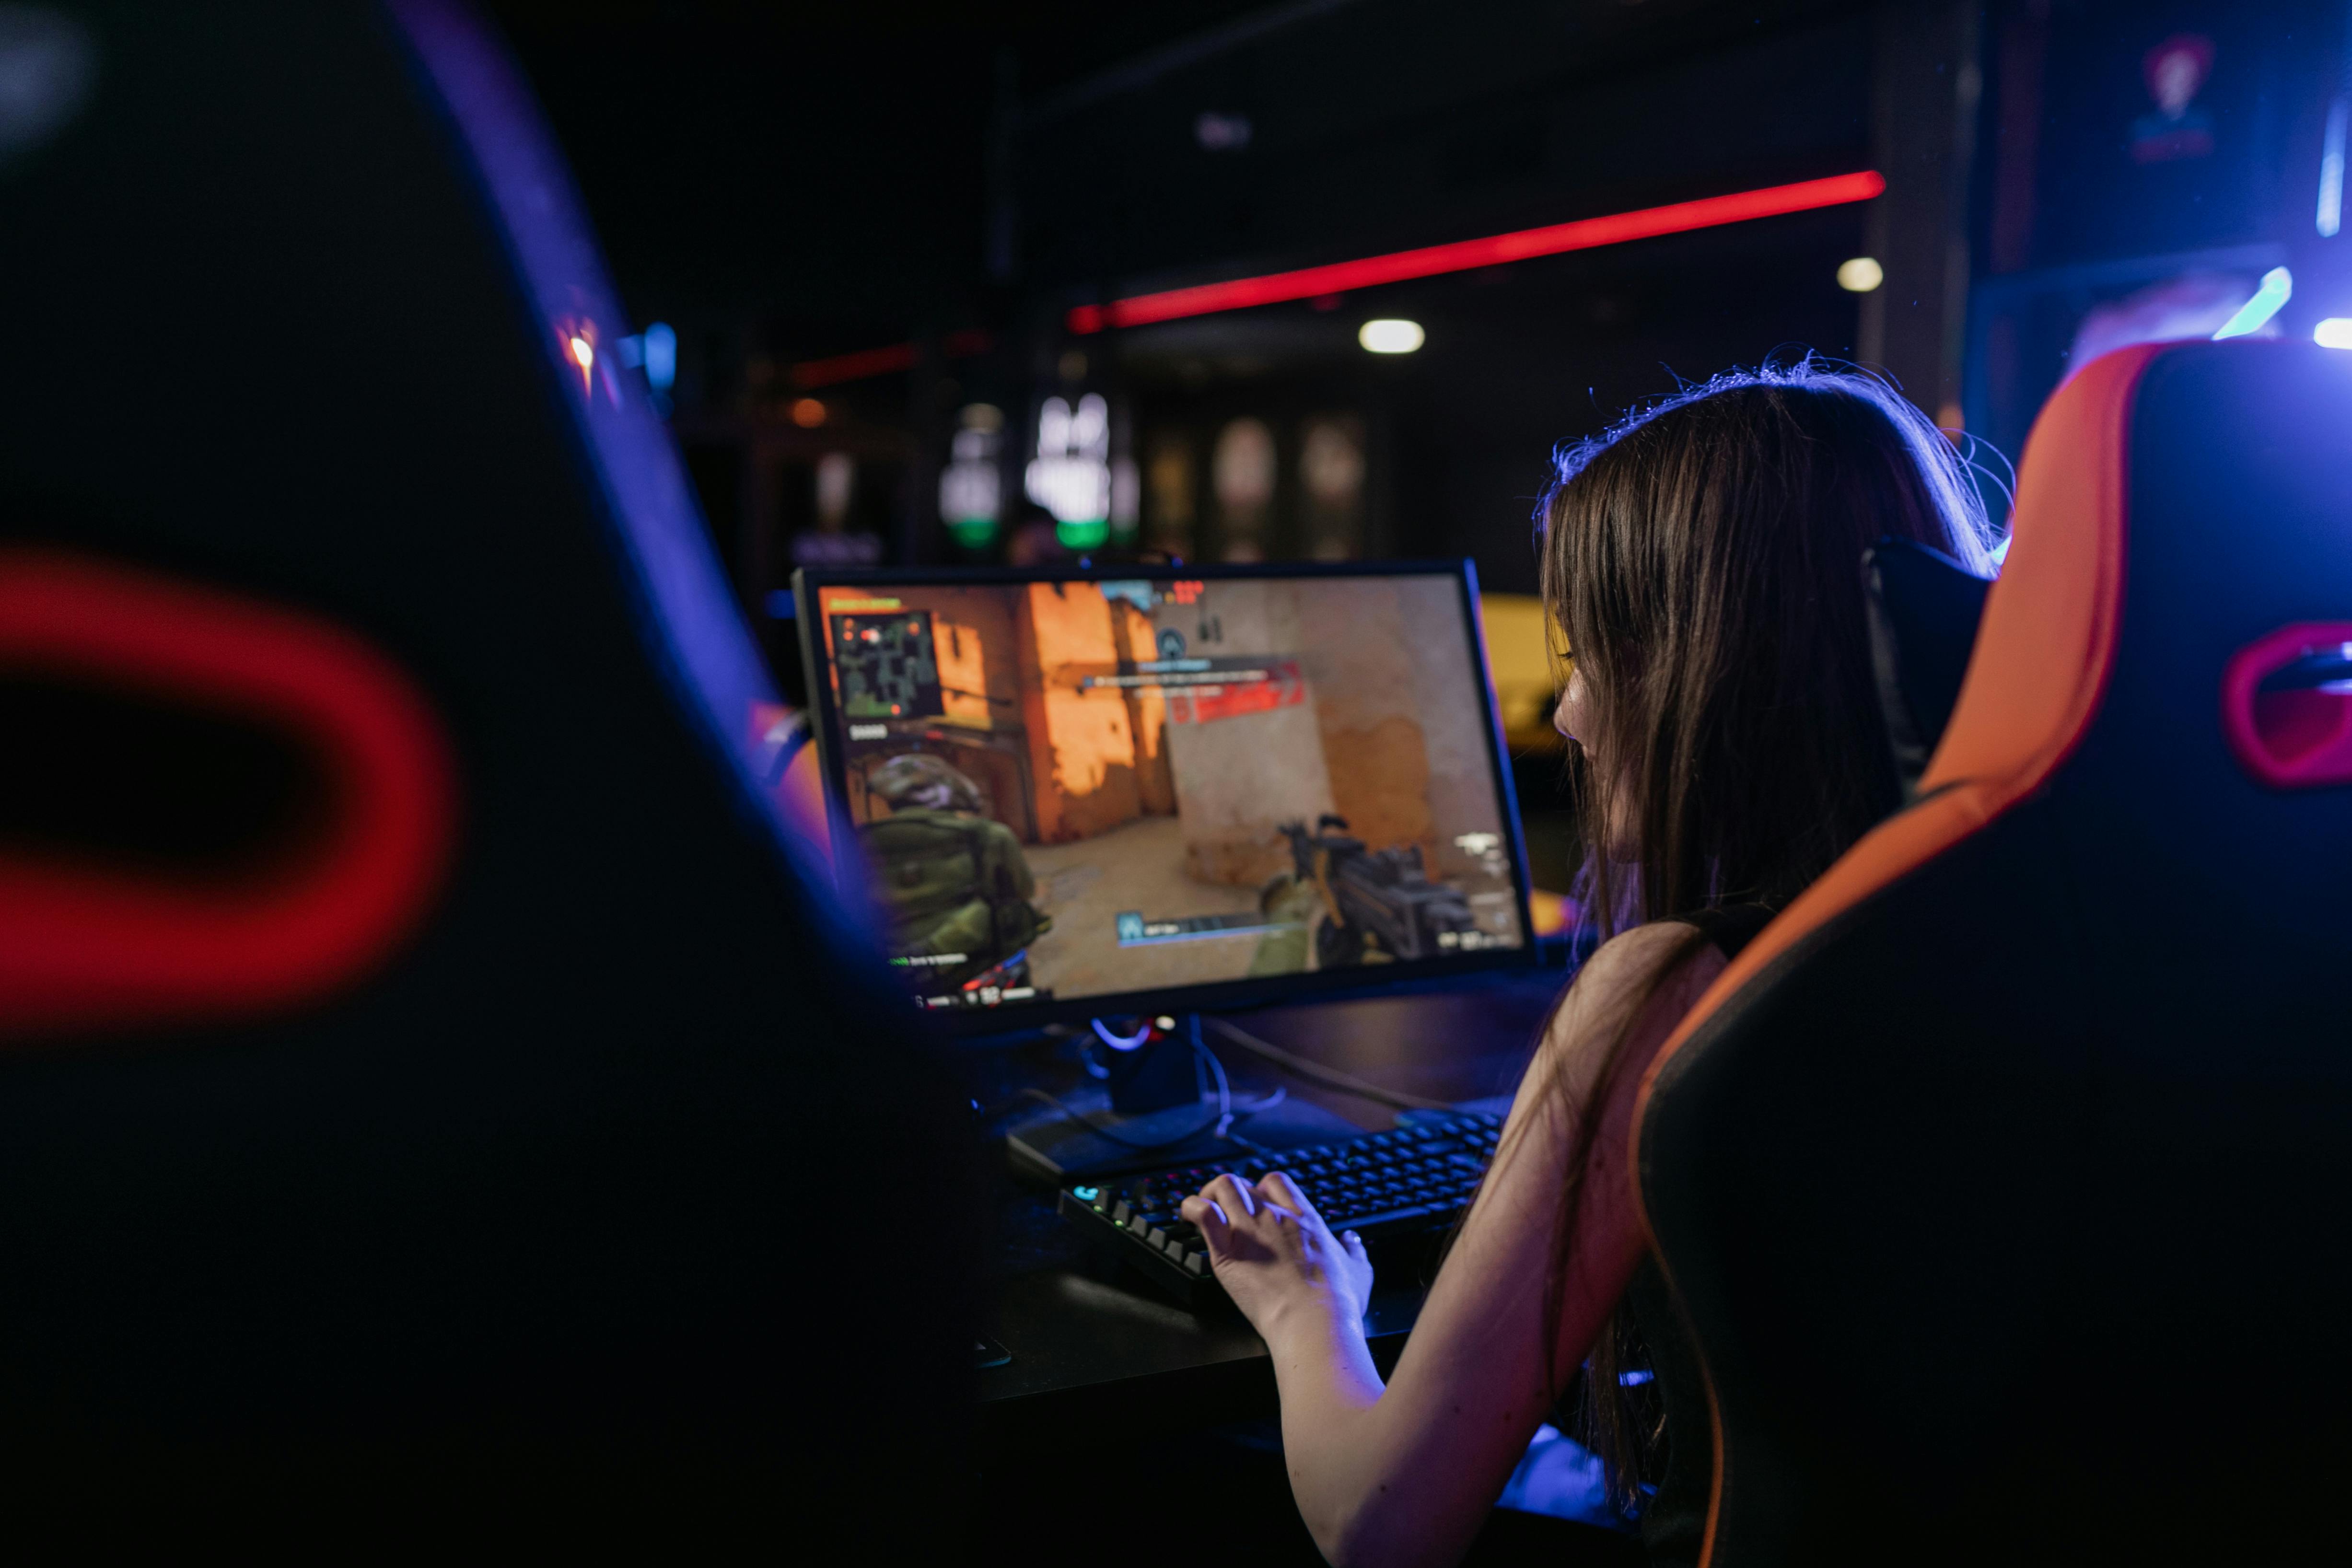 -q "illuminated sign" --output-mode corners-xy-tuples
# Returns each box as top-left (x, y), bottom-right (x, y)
(939, 420), (1003, 548)
(1025, 393), (1112, 547)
